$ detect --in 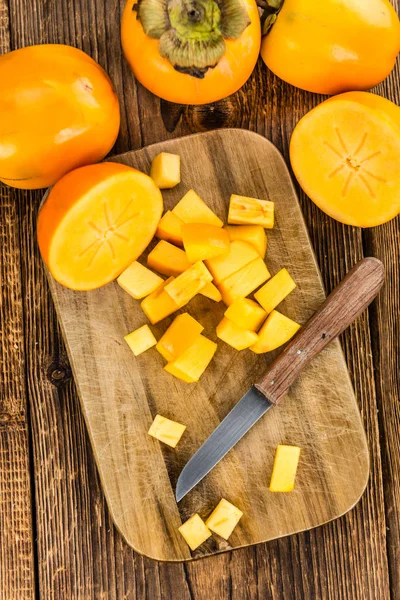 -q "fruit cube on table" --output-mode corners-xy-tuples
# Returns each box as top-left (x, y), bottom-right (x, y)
(150, 152), (181, 189)
(141, 277), (181, 324)
(156, 211), (184, 246)
(254, 268), (296, 314)
(164, 261), (213, 306)
(200, 282), (222, 302)
(182, 223), (230, 262)
(219, 258), (271, 306)
(250, 310), (300, 353)
(205, 499), (243, 540)
(147, 240), (191, 277)
(164, 335), (217, 383)
(224, 225), (267, 258)
(117, 261), (163, 299)
(172, 189), (223, 227)
(269, 445), (301, 492)
(228, 194), (274, 228)
(224, 297), (267, 331)
(216, 317), (258, 351)
(156, 313), (204, 362)
(124, 325), (157, 356)
(206, 240), (259, 284)
(178, 514), (212, 551)
(148, 414), (186, 449)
